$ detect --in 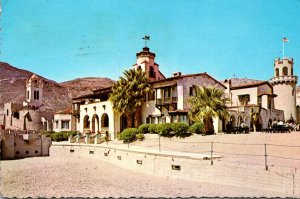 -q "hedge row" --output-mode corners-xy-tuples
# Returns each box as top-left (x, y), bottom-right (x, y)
(119, 122), (205, 143)
(138, 122), (205, 135)
(41, 131), (78, 142)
